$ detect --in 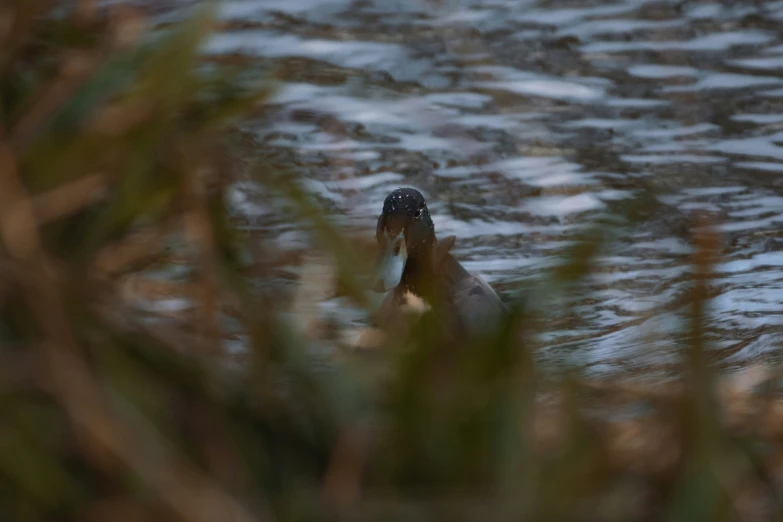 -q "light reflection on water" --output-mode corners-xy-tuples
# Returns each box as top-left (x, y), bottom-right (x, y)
(201, 0), (783, 374)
